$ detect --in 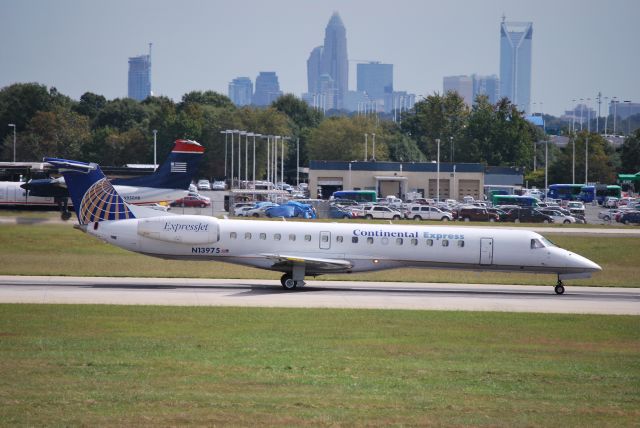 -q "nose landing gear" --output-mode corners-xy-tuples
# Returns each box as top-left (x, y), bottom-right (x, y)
(555, 277), (565, 295)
